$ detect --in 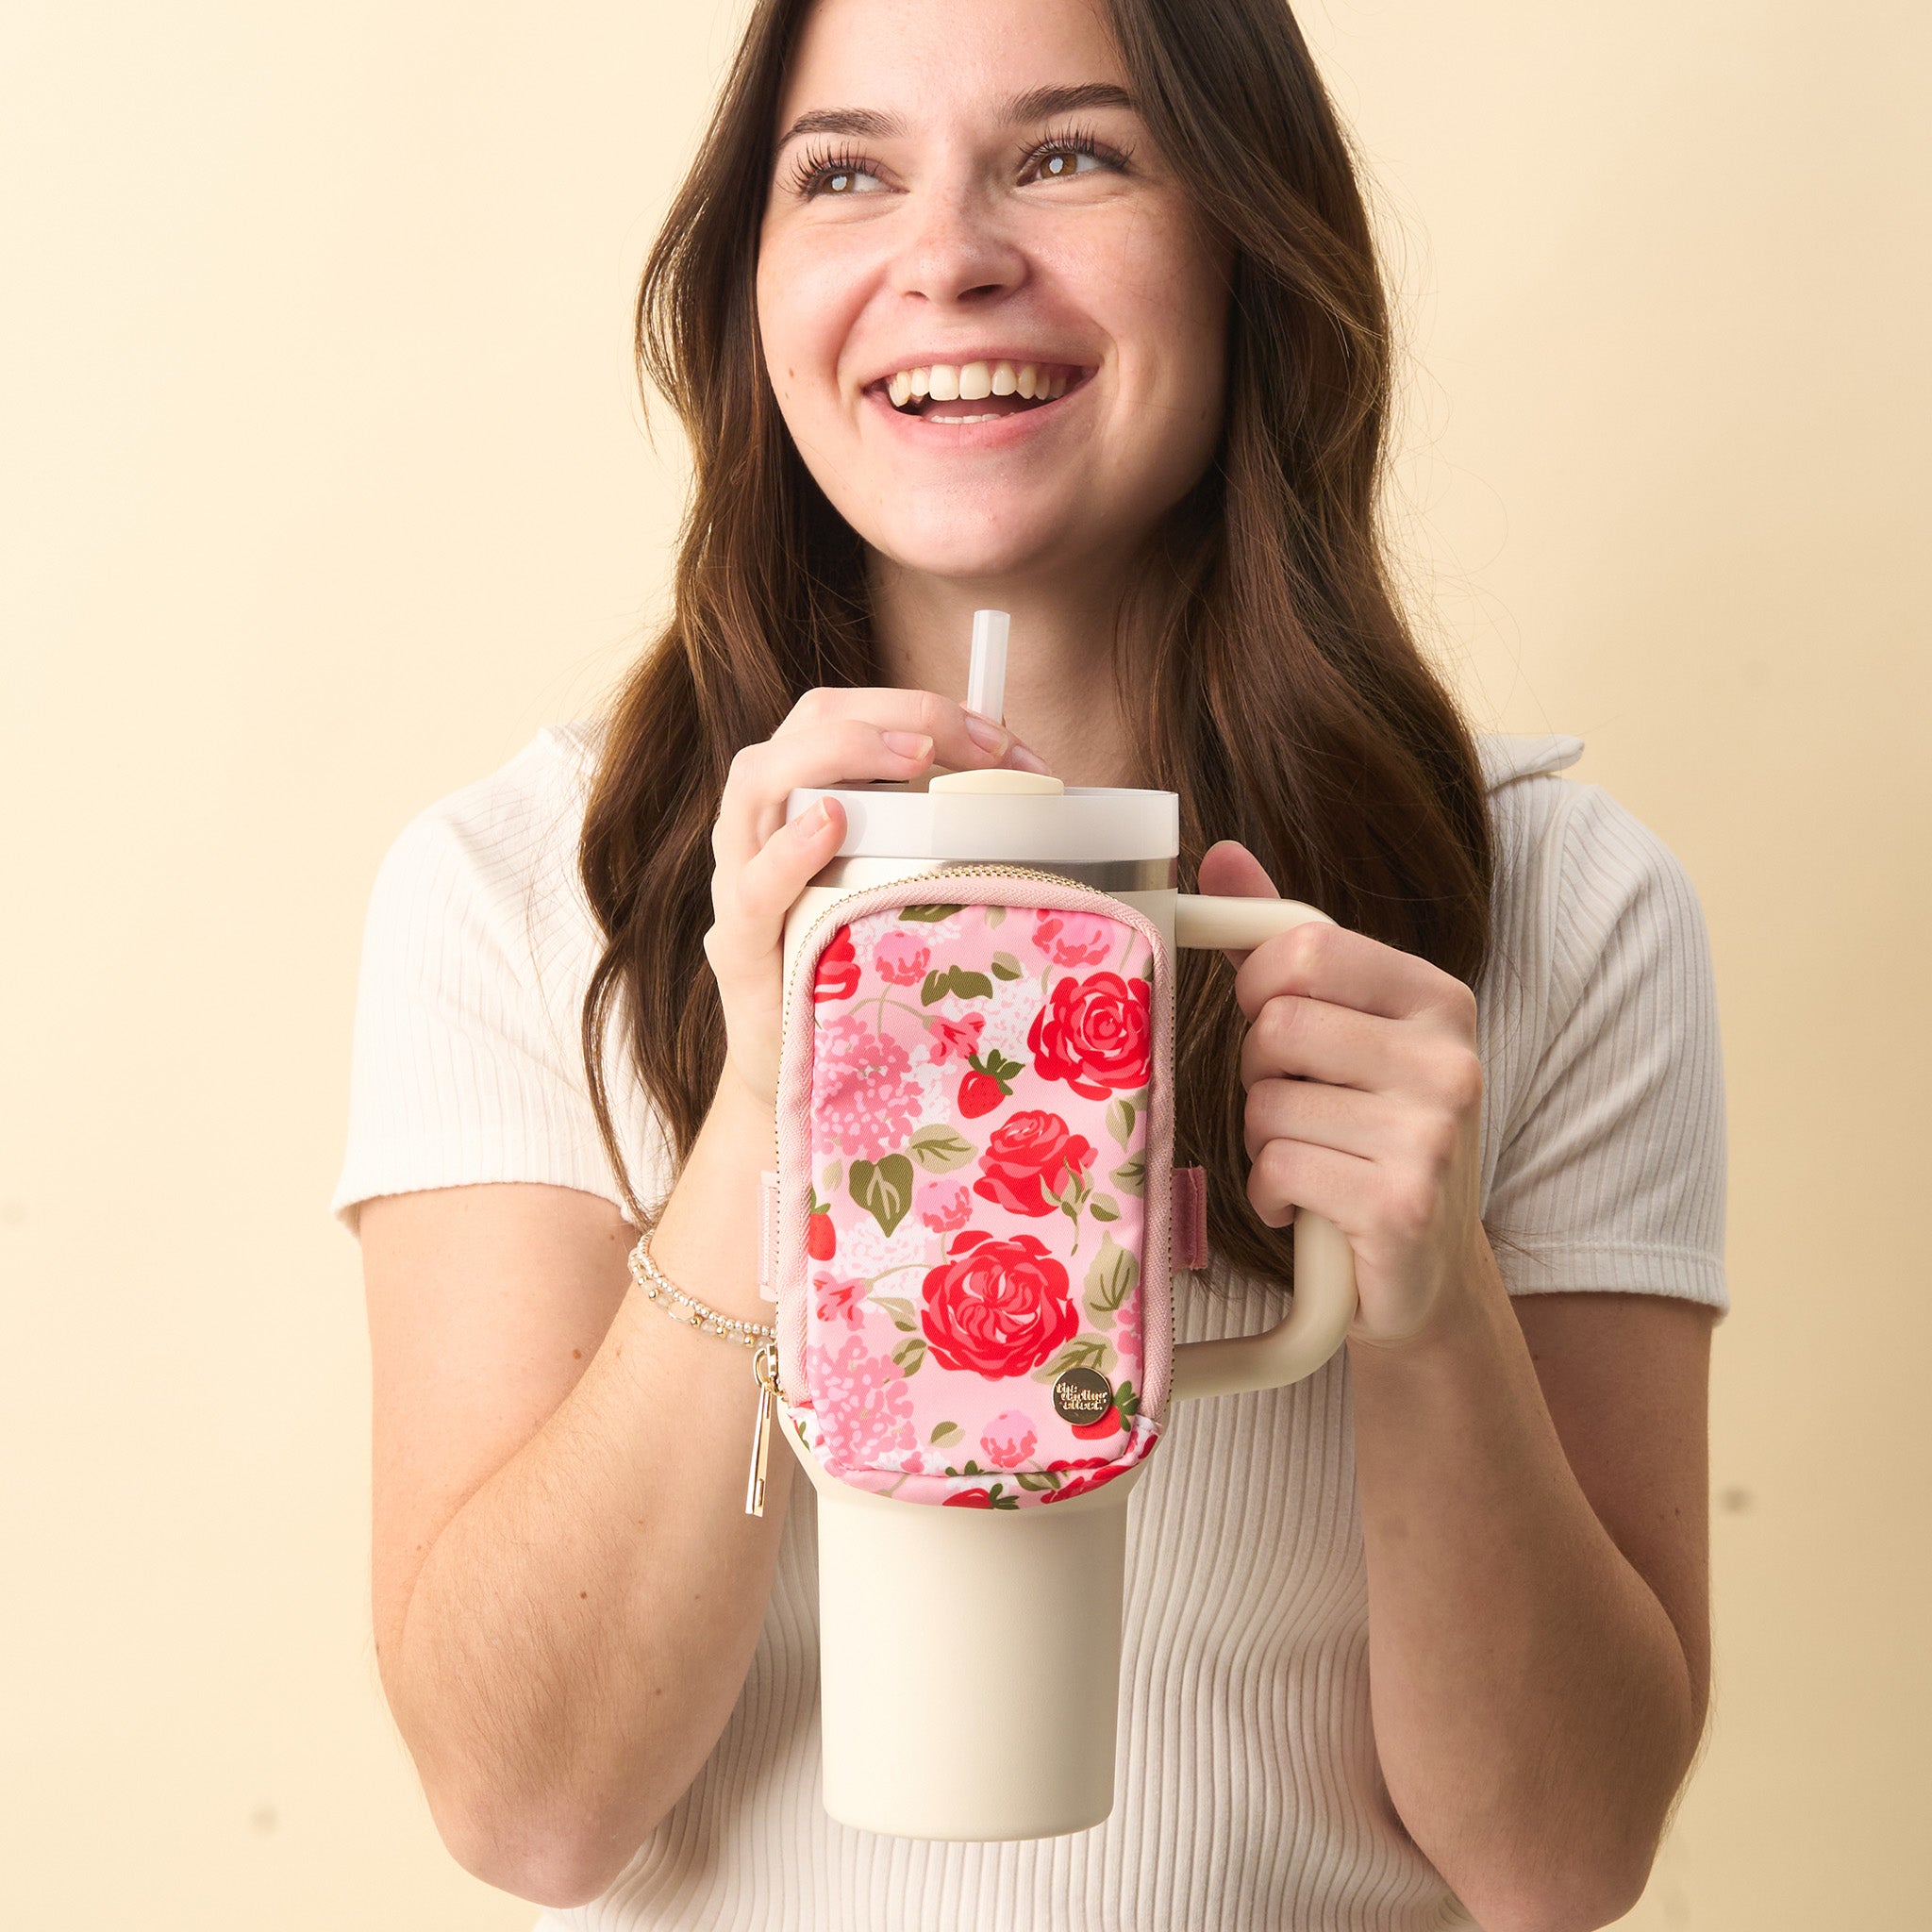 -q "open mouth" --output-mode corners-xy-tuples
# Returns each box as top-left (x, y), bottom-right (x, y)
(864, 359), (1091, 425)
